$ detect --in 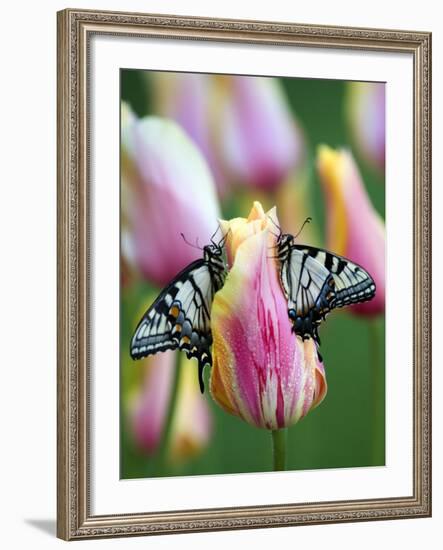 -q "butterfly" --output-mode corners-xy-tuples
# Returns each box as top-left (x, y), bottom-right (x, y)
(275, 225), (376, 346)
(130, 236), (228, 393)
